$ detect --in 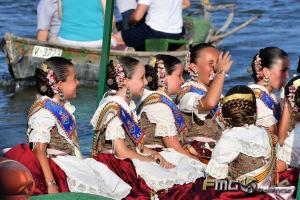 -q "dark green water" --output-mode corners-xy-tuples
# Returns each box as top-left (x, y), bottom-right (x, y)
(0, 0), (300, 156)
